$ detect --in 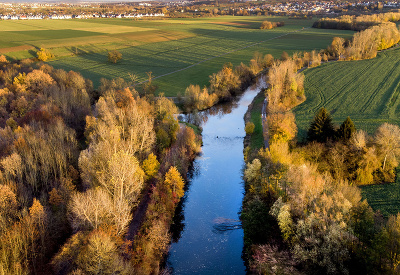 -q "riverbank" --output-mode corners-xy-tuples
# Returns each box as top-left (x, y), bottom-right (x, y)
(243, 89), (266, 162)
